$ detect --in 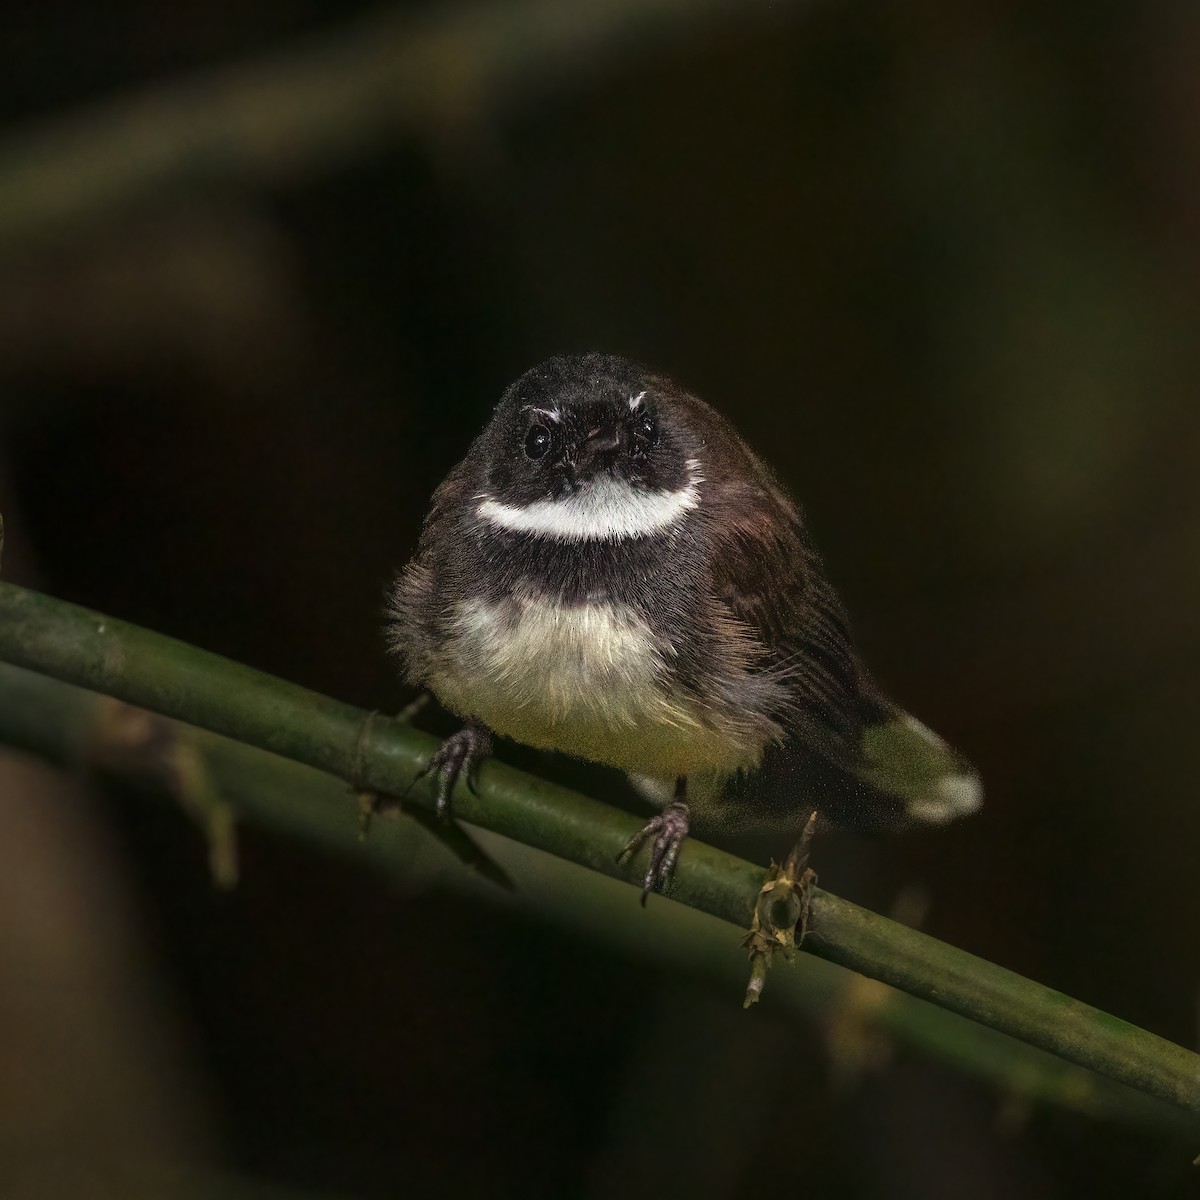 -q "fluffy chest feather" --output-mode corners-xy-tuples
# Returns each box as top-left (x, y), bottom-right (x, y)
(428, 593), (758, 777)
